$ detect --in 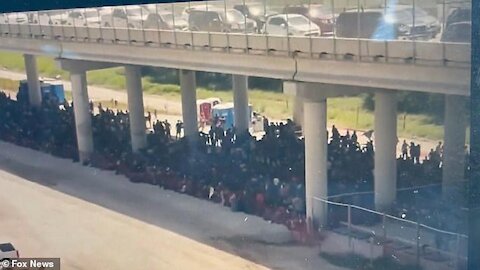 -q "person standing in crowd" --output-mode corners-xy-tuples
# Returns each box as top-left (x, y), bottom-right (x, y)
(175, 120), (183, 139)
(435, 141), (443, 158)
(401, 140), (408, 159)
(415, 144), (422, 164)
(164, 120), (171, 139)
(409, 142), (416, 162)
(146, 112), (152, 128)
